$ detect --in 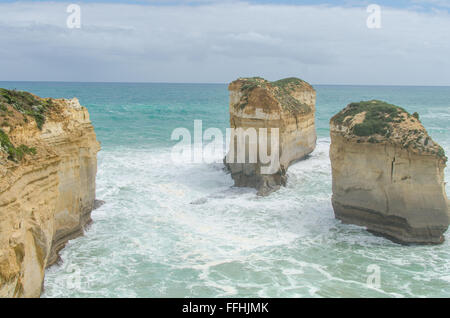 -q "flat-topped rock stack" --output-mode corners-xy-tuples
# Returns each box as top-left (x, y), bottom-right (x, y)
(224, 77), (316, 196)
(330, 100), (449, 244)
